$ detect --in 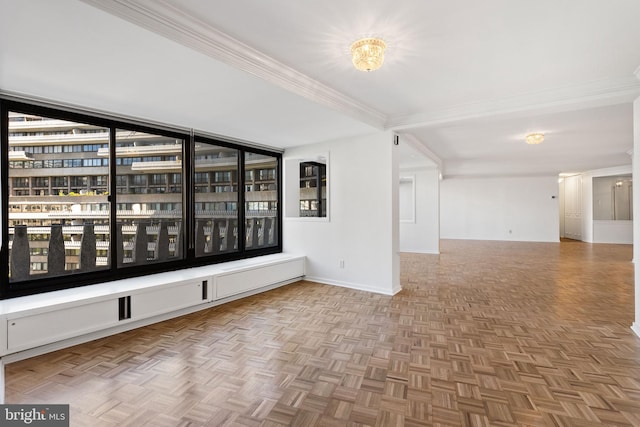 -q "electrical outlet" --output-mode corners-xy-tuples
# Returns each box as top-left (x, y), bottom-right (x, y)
(339, 260), (345, 268)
